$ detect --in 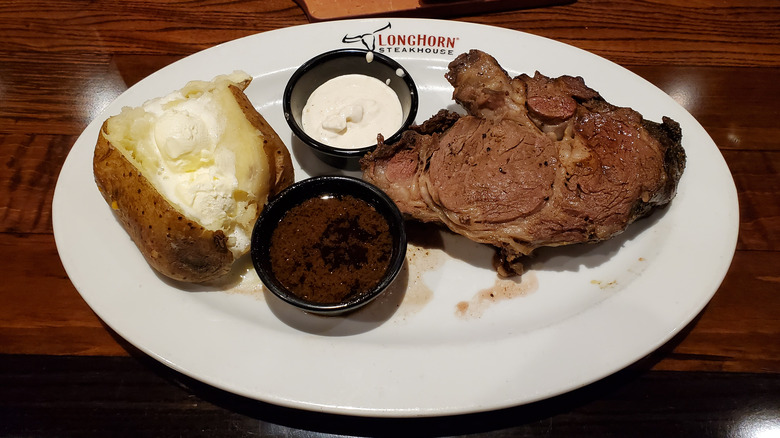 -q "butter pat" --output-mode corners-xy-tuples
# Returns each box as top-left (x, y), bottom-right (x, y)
(103, 71), (271, 257)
